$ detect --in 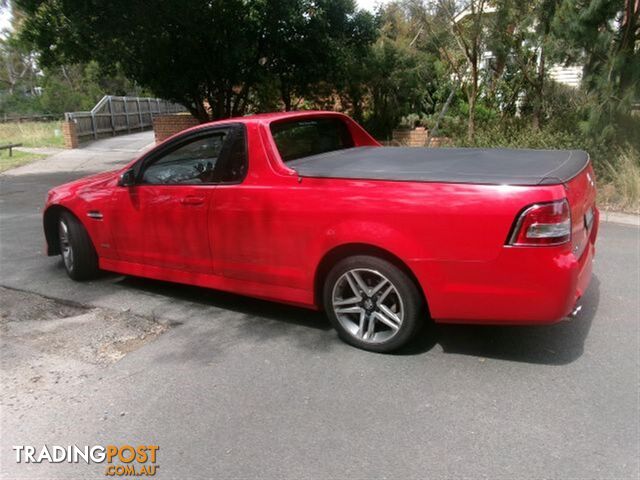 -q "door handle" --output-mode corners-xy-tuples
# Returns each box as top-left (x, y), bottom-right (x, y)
(180, 195), (205, 206)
